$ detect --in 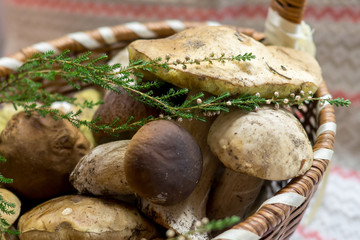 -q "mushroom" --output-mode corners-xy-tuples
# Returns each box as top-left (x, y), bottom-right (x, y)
(91, 87), (158, 145)
(0, 188), (21, 227)
(128, 26), (323, 98)
(0, 111), (91, 200)
(138, 105), (221, 239)
(207, 106), (313, 181)
(124, 119), (203, 206)
(205, 106), (313, 225)
(70, 140), (133, 197)
(18, 195), (160, 240)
